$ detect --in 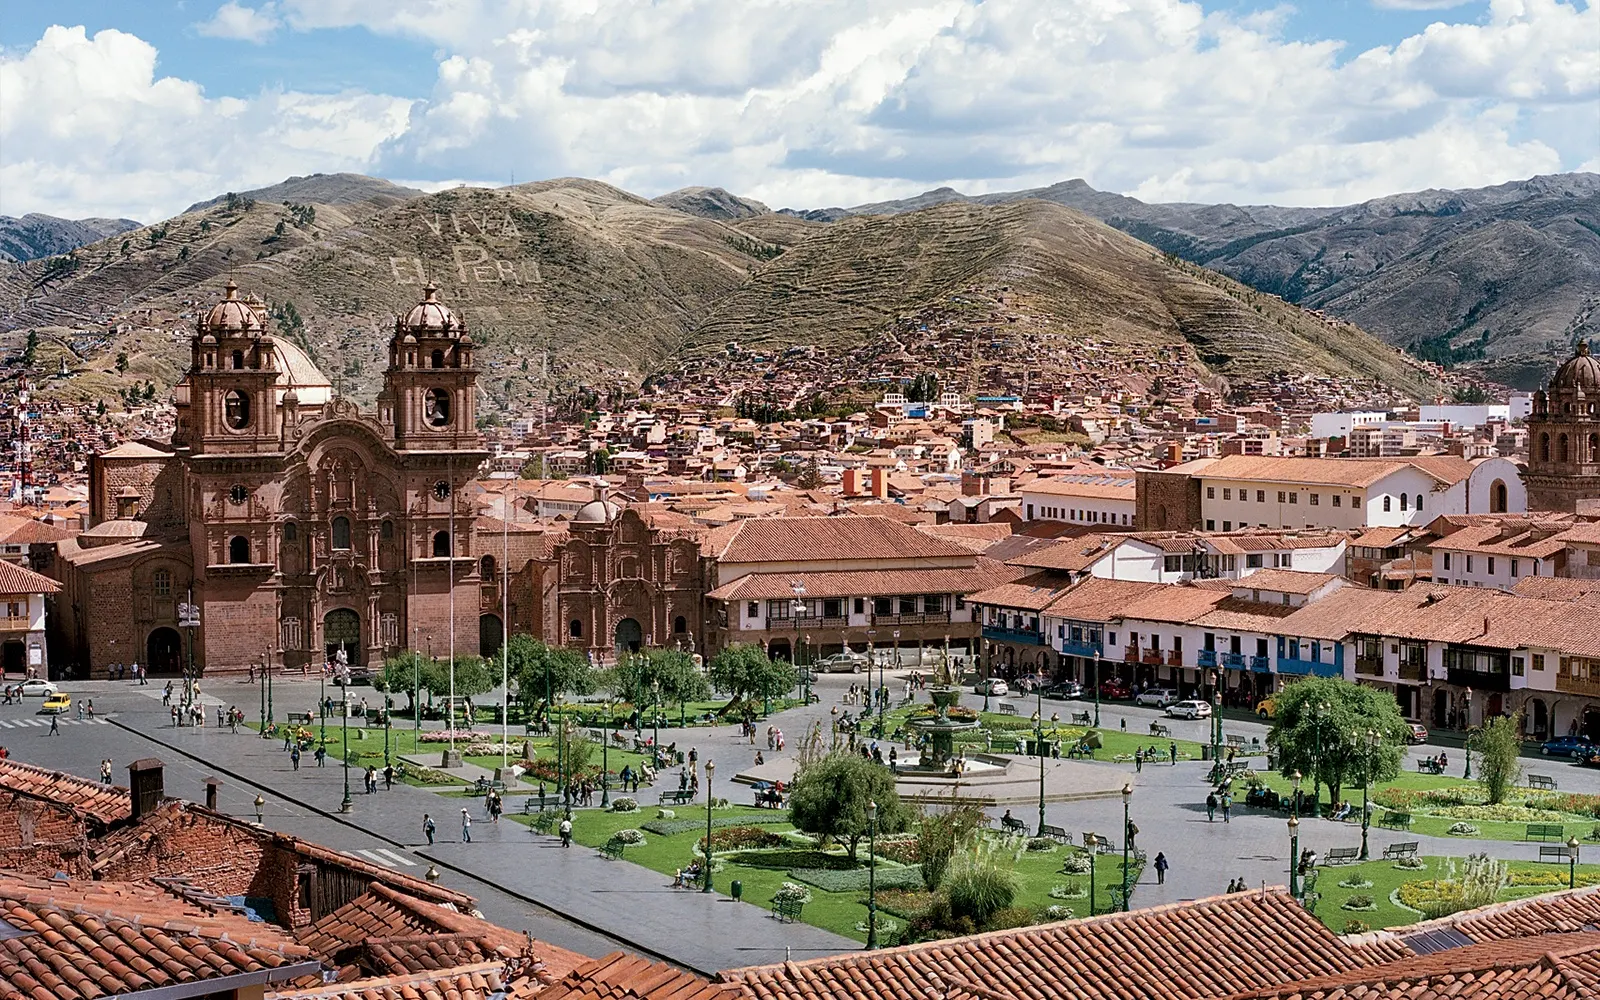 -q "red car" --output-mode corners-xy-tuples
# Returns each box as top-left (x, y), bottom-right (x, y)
(1097, 679), (1132, 700)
